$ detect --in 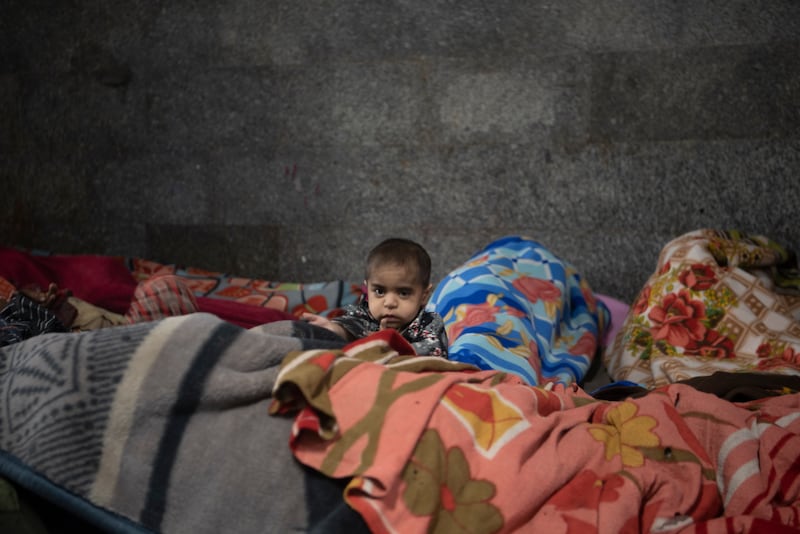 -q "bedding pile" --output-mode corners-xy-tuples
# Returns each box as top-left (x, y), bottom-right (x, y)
(271, 329), (800, 533)
(605, 229), (800, 387)
(2, 230), (799, 533)
(0, 247), (359, 332)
